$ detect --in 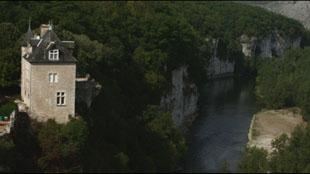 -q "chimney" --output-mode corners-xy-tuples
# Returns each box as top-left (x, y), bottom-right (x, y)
(40, 24), (50, 37)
